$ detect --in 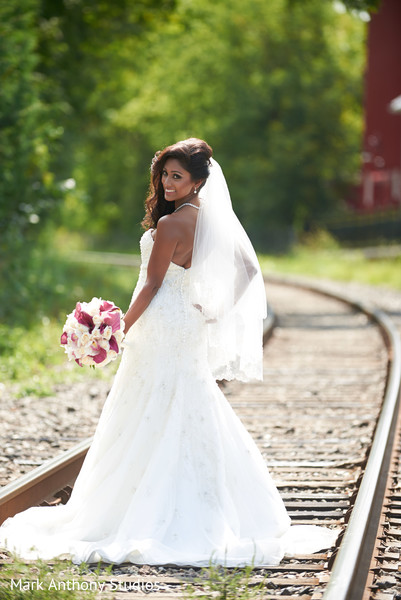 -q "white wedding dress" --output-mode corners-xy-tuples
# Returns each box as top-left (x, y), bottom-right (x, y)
(0, 229), (337, 566)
